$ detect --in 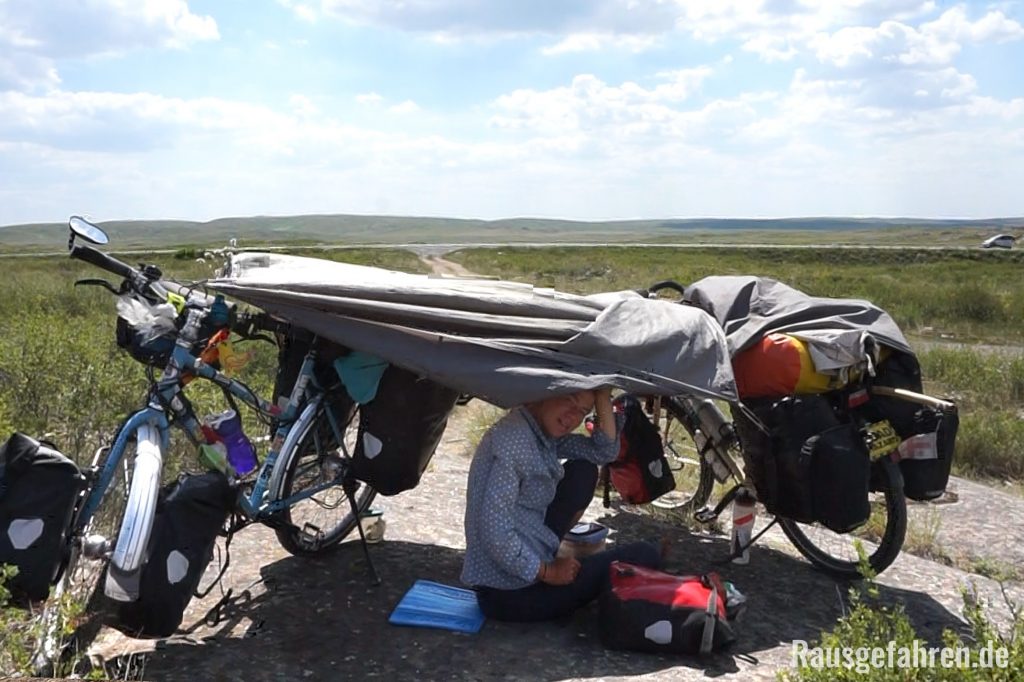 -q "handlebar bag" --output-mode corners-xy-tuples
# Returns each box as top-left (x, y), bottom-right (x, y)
(115, 294), (180, 367)
(0, 432), (83, 602)
(598, 561), (737, 655)
(348, 366), (460, 496)
(117, 471), (234, 637)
